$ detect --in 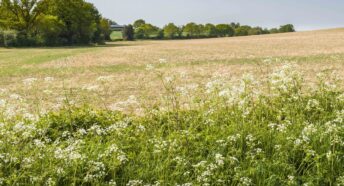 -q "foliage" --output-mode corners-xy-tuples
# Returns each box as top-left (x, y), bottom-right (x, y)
(183, 23), (202, 38)
(163, 23), (179, 39)
(0, 0), (112, 46)
(0, 64), (343, 185)
(236, 25), (253, 36)
(123, 25), (134, 41)
(134, 23), (159, 39)
(280, 24), (296, 33)
(133, 19), (146, 29)
(204, 23), (217, 37)
(130, 19), (295, 41)
(216, 24), (234, 37)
